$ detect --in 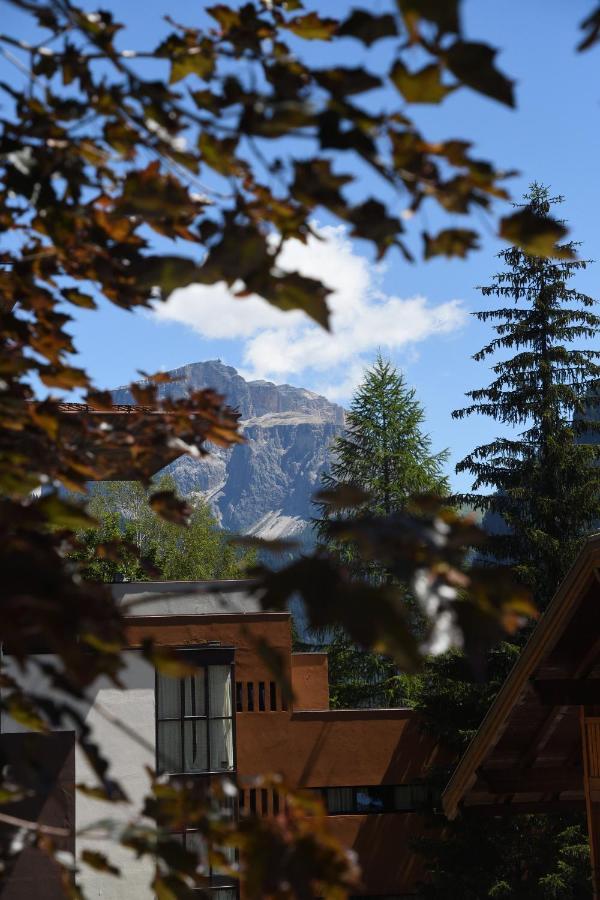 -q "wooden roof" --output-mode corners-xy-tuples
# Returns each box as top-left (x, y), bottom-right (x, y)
(443, 534), (600, 819)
